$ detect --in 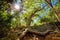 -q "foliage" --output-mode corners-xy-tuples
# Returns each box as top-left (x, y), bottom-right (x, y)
(20, 0), (59, 26)
(0, 0), (59, 29)
(0, 0), (13, 38)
